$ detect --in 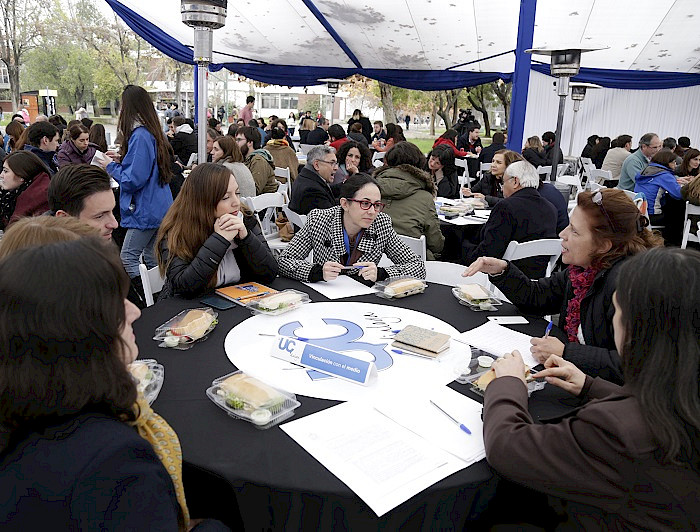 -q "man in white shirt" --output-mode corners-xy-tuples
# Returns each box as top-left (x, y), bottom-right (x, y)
(618, 133), (662, 191)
